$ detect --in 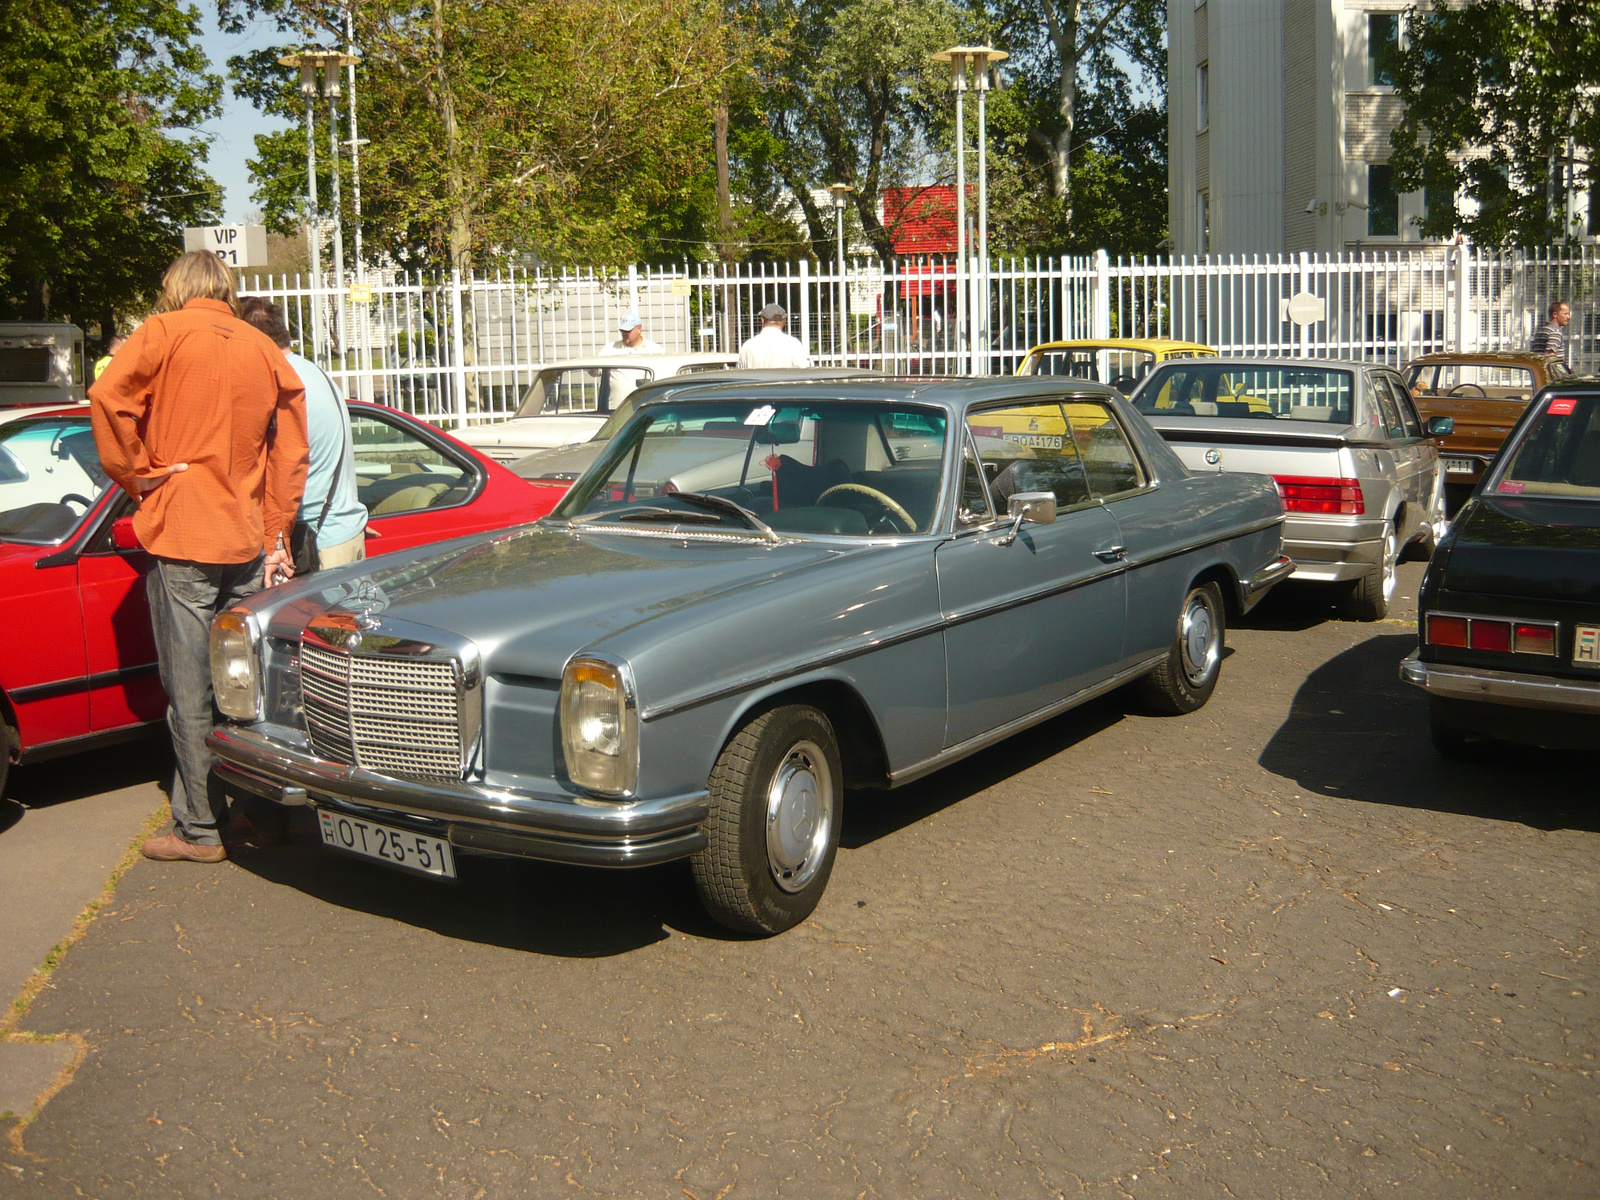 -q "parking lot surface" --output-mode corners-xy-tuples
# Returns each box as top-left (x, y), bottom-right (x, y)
(5, 565), (1597, 1199)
